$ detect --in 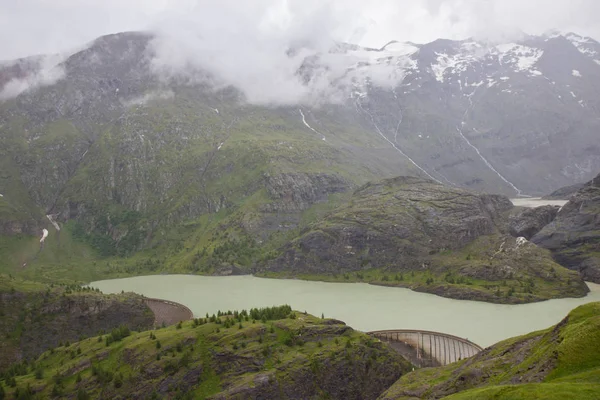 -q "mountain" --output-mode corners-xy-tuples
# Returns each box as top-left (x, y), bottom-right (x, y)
(0, 30), (599, 288)
(379, 301), (600, 399)
(532, 172), (600, 282)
